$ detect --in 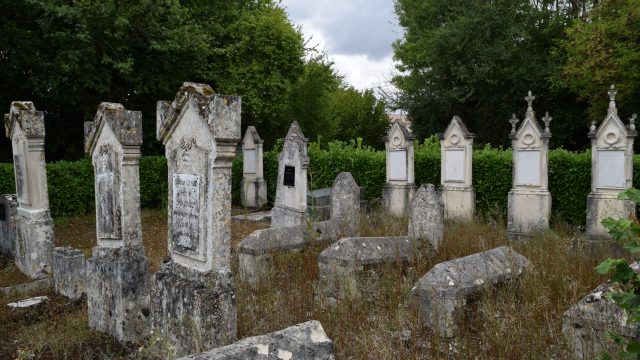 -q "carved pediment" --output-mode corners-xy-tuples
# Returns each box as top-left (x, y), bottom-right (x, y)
(442, 116), (474, 148)
(387, 120), (414, 150)
(243, 126), (263, 149)
(85, 102), (142, 155)
(511, 91), (551, 149)
(4, 101), (45, 139)
(590, 85), (637, 148)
